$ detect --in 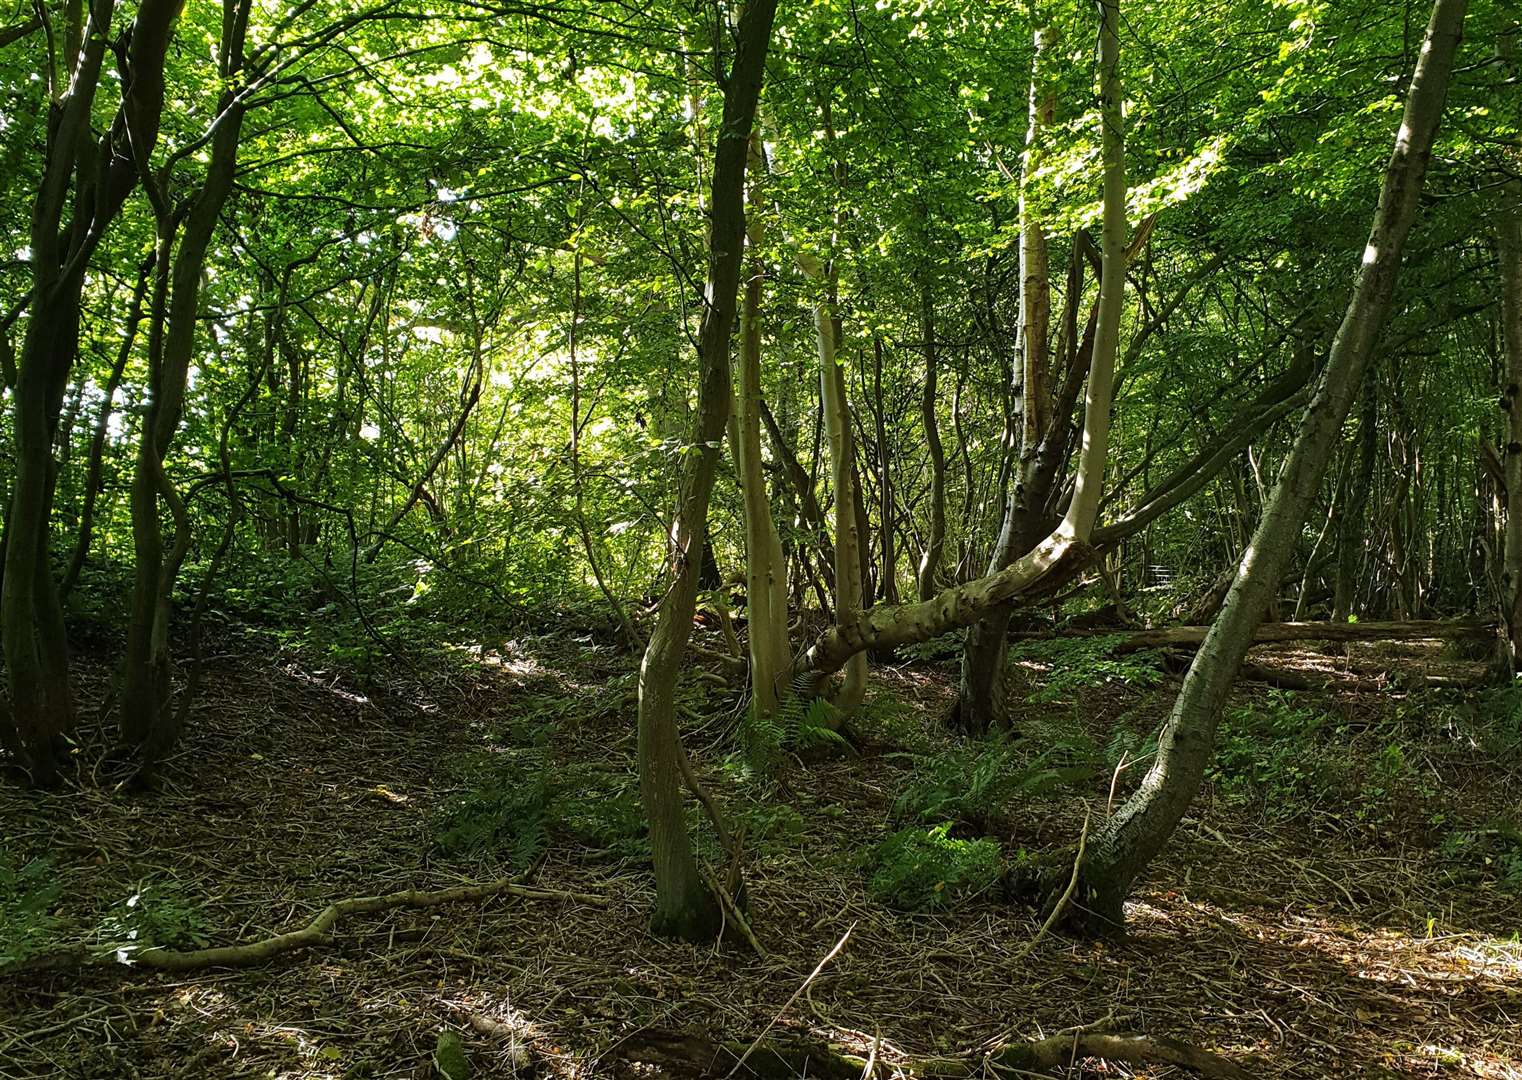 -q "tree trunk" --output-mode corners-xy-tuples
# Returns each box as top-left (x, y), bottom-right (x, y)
(2, 0), (181, 784)
(1069, 0), (1466, 934)
(1334, 386), (1377, 621)
(955, 27), (1057, 735)
(637, 0), (777, 941)
(817, 298), (868, 716)
(731, 133), (791, 720)
(917, 281), (948, 602)
(1498, 28), (1522, 669)
(873, 335), (898, 605)
(120, 2), (250, 767)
